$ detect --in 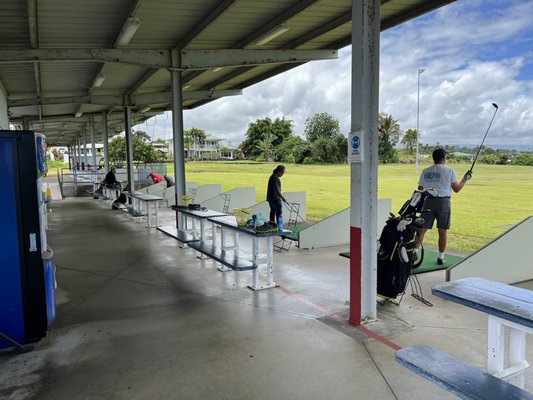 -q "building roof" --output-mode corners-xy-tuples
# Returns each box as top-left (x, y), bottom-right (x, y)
(0, 0), (455, 146)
